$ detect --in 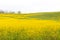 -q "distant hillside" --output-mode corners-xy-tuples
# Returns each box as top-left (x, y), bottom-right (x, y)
(0, 12), (60, 21)
(28, 12), (60, 20)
